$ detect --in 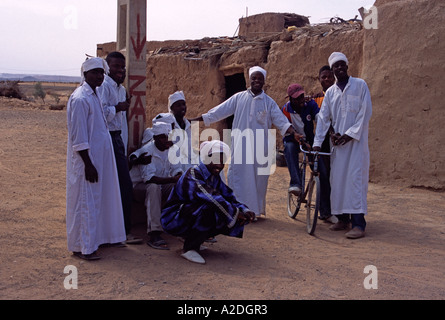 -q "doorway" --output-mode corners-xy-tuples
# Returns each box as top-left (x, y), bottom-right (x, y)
(224, 73), (247, 129)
